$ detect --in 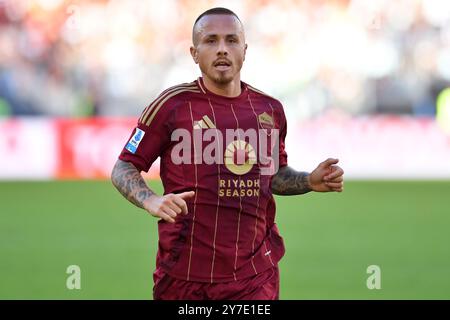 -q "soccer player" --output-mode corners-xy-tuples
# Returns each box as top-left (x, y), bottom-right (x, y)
(111, 7), (344, 300)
